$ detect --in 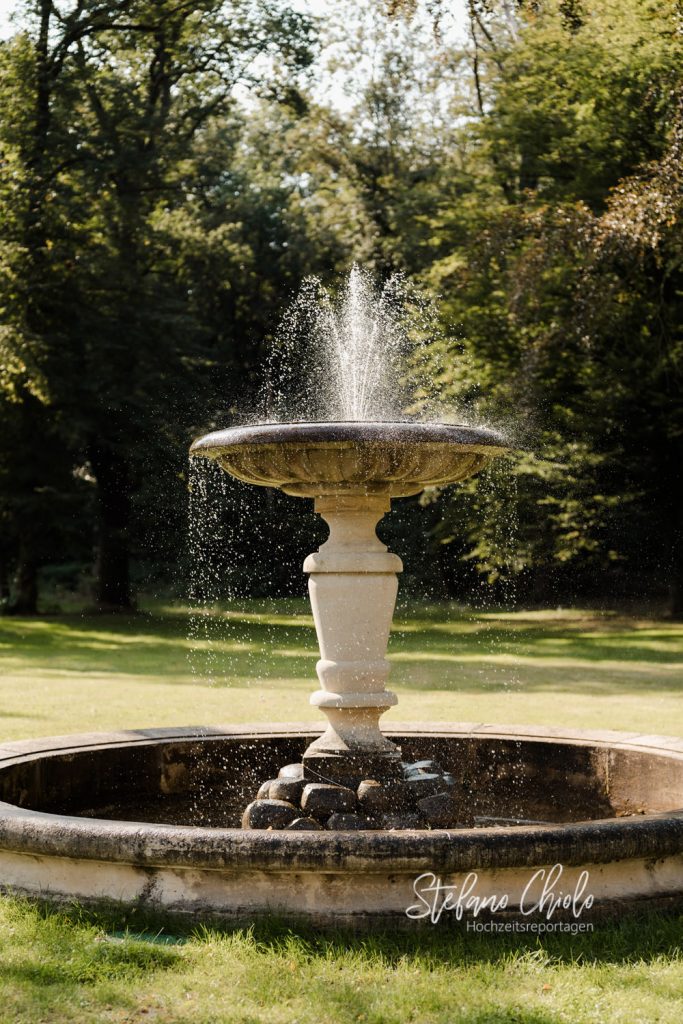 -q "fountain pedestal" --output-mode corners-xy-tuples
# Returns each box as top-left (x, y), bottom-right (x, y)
(189, 421), (507, 828)
(302, 494), (403, 786)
